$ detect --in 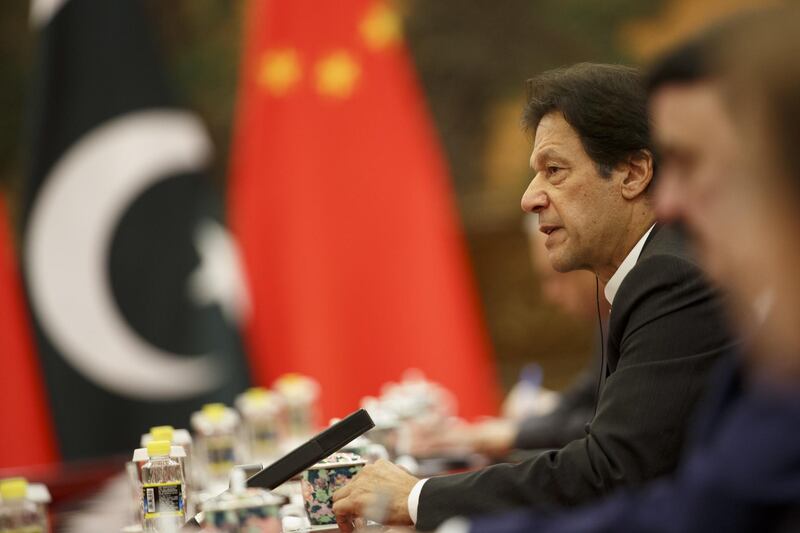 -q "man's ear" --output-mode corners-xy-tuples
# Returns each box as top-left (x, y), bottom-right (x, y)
(620, 149), (654, 200)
